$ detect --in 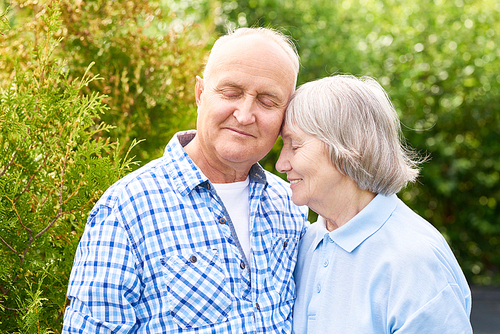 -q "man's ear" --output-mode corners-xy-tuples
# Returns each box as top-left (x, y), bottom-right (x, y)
(195, 76), (204, 107)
